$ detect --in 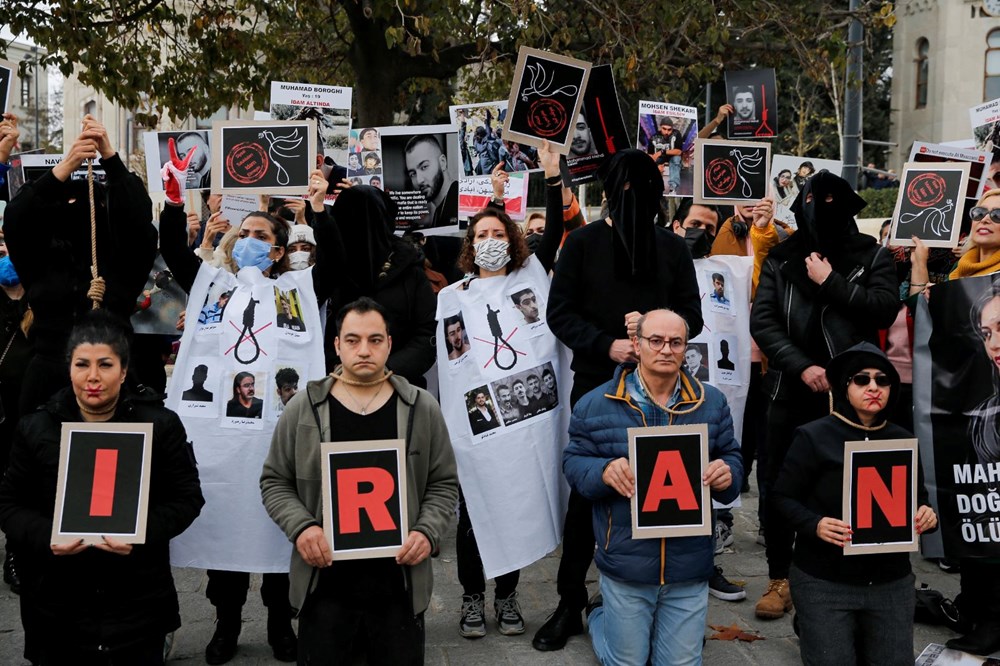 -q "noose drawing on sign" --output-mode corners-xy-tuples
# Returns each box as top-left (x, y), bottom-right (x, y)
(258, 129), (305, 186)
(487, 303), (517, 371)
(234, 297), (262, 364)
(899, 199), (955, 239)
